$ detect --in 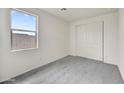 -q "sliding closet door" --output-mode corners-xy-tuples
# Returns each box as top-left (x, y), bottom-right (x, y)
(76, 21), (103, 61)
